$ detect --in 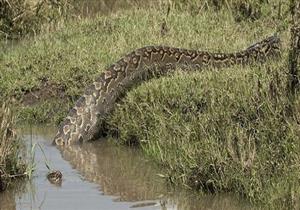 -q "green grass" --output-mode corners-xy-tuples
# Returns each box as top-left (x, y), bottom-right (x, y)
(0, 5), (289, 123)
(110, 65), (300, 205)
(1, 2), (300, 206)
